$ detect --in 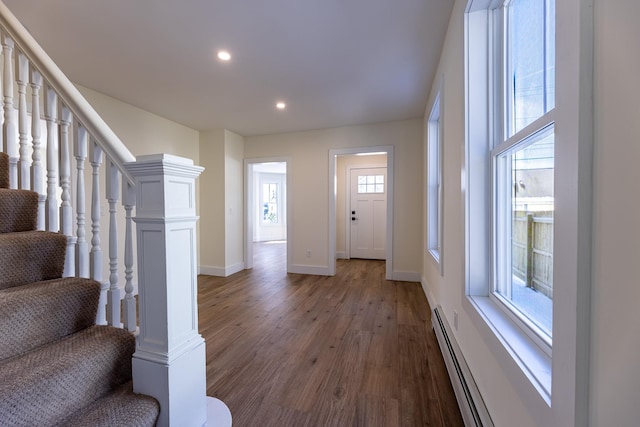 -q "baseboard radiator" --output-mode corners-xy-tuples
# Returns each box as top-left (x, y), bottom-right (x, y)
(432, 305), (494, 427)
